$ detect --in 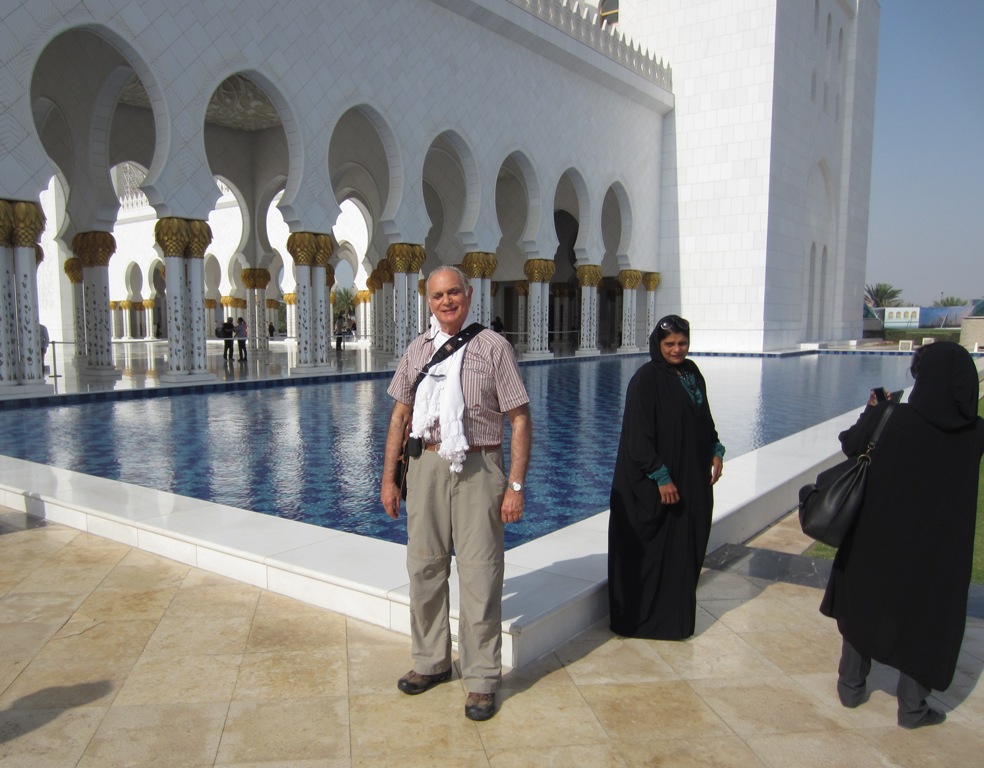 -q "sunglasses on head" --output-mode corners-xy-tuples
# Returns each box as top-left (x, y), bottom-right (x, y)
(658, 316), (690, 332)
